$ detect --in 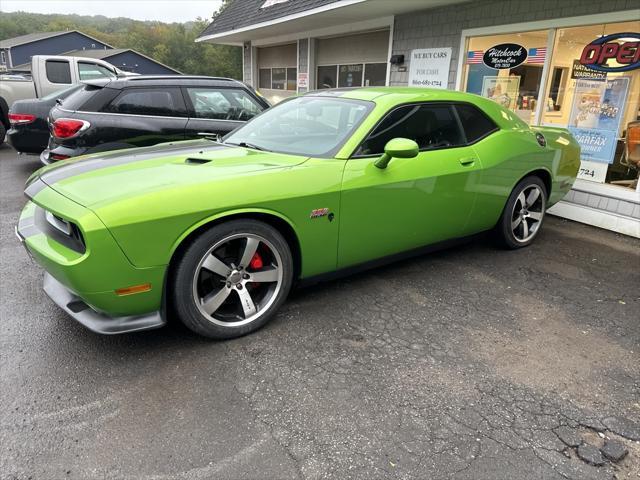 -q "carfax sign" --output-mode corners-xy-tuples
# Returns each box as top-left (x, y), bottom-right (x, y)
(567, 77), (630, 182)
